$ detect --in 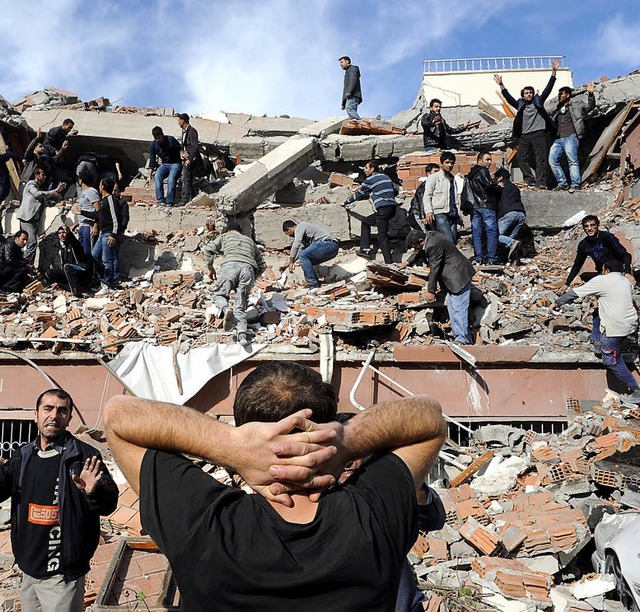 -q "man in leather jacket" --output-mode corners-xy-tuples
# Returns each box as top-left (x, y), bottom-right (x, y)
(421, 99), (468, 151)
(0, 230), (30, 293)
